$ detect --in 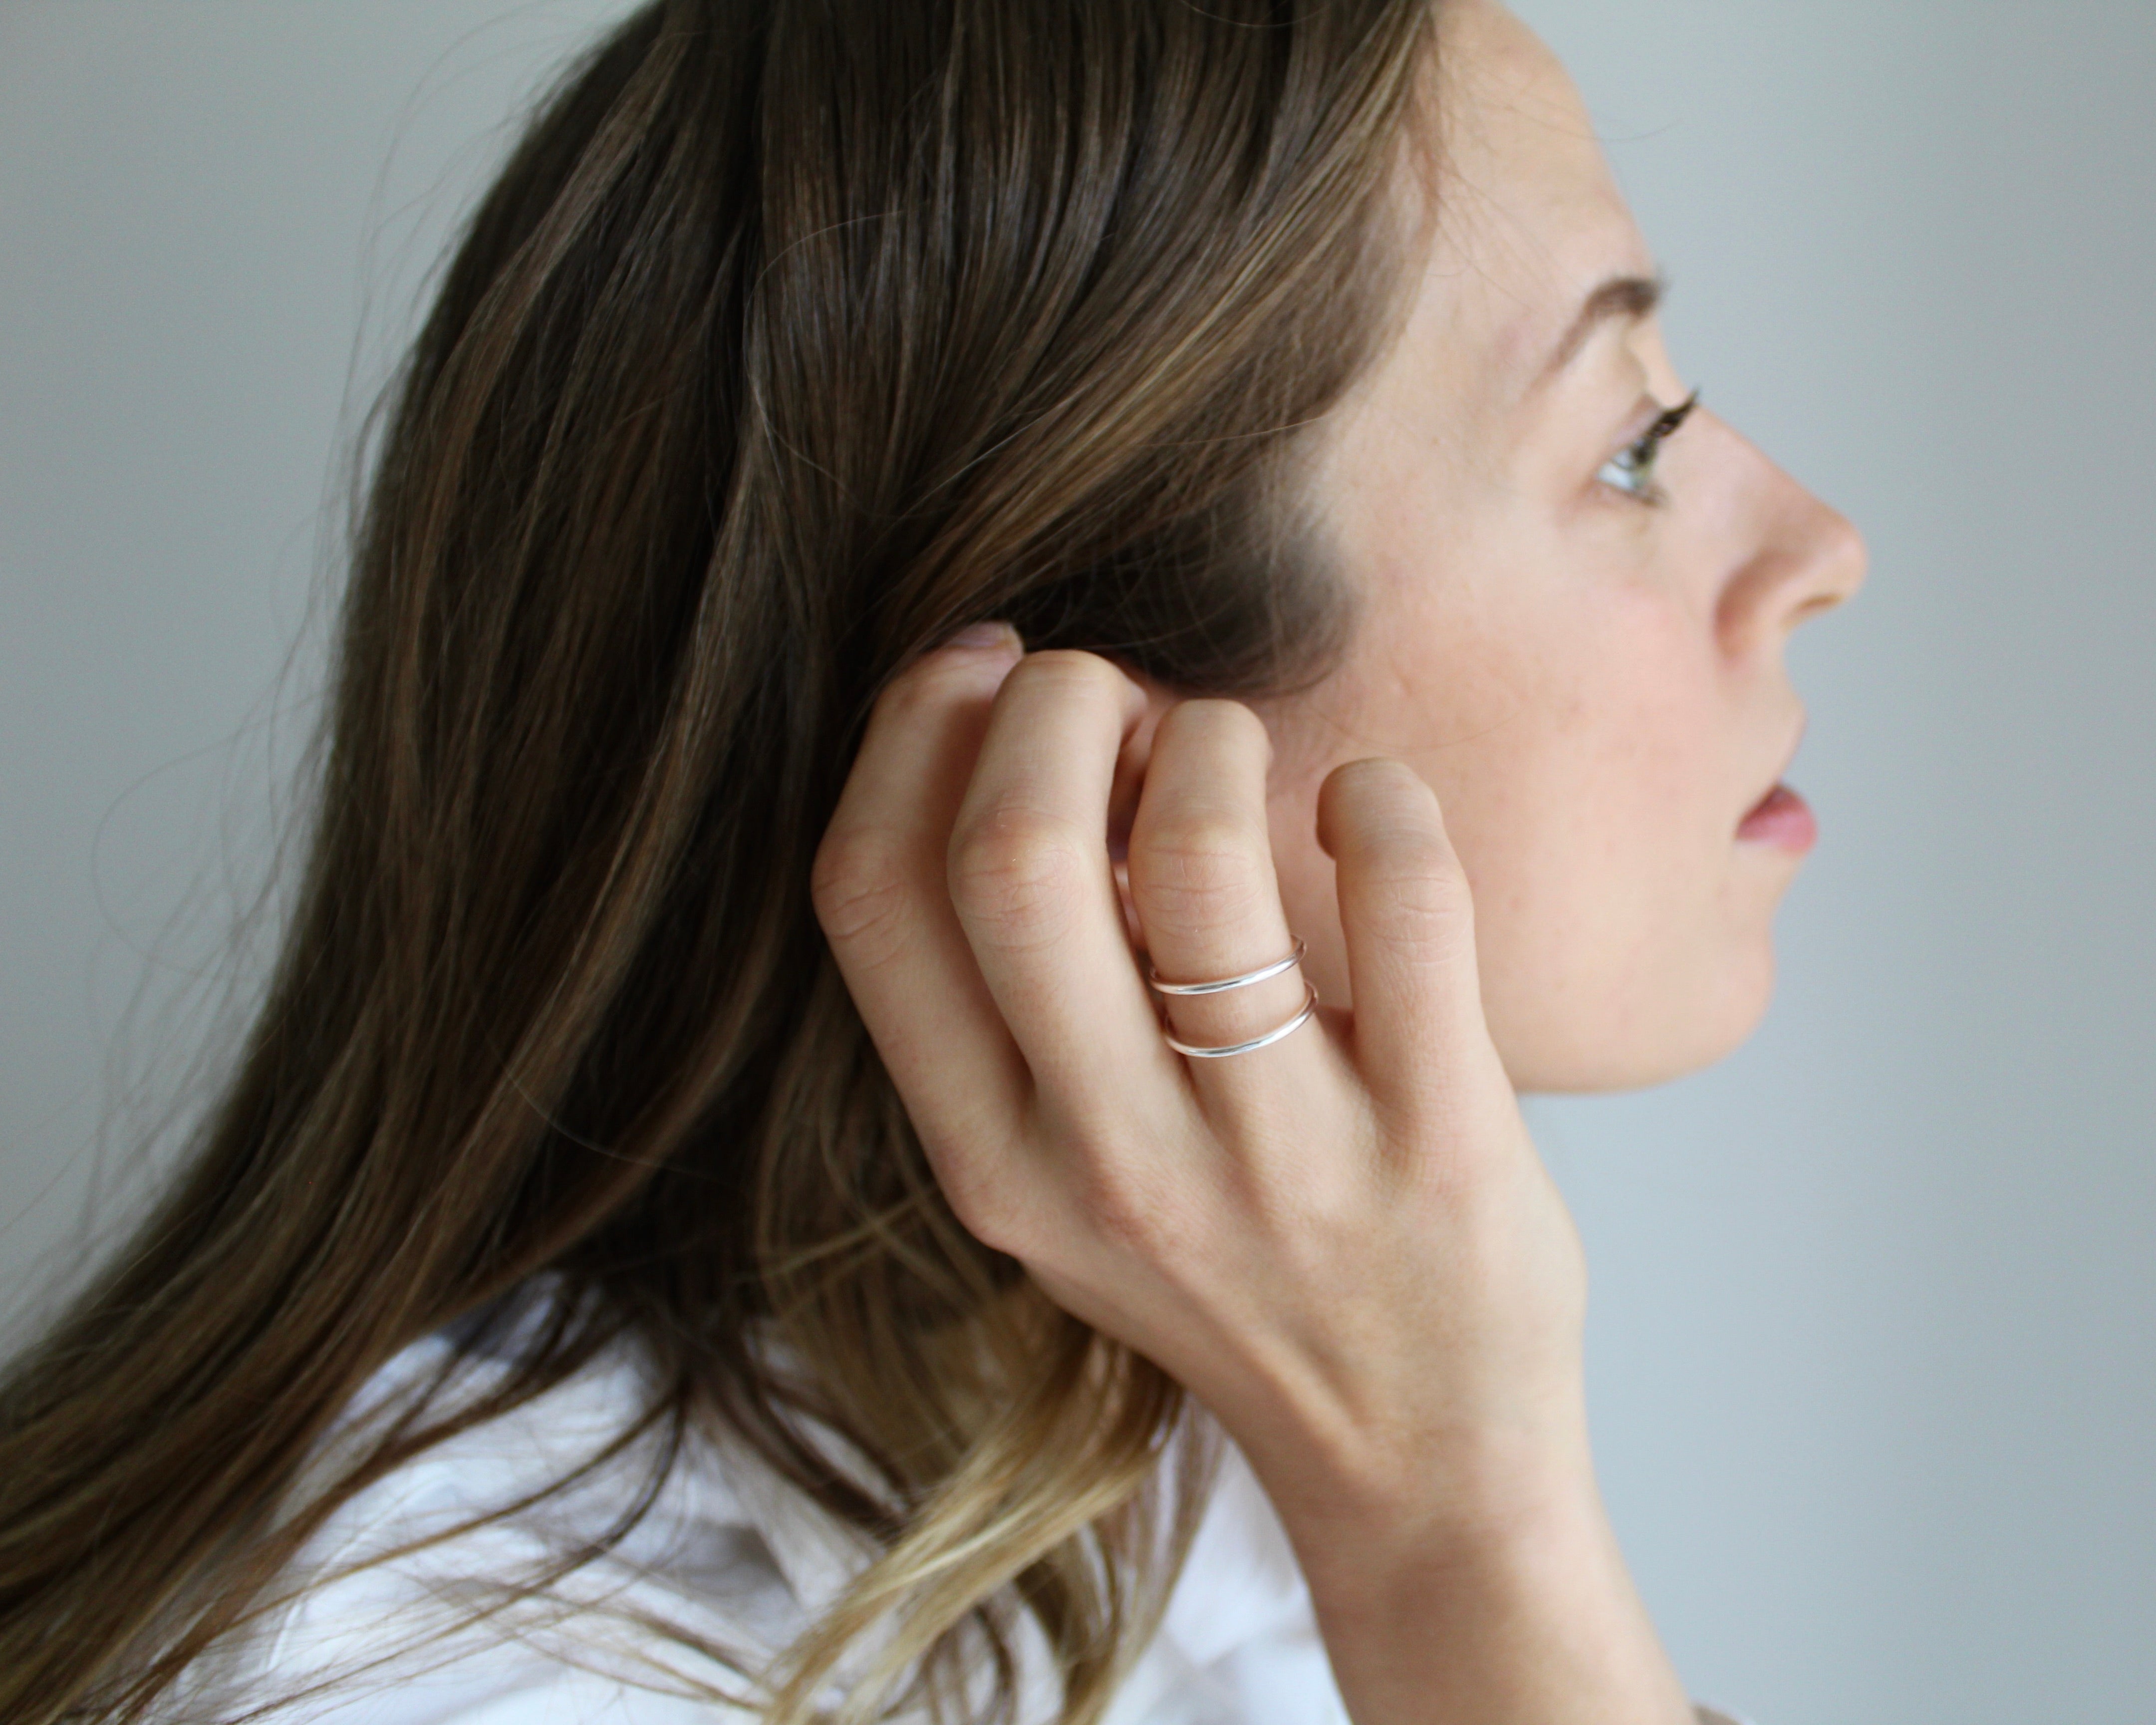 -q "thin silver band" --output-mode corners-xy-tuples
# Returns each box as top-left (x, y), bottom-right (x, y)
(1147, 937), (1307, 997)
(1163, 981), (1320, 1060)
